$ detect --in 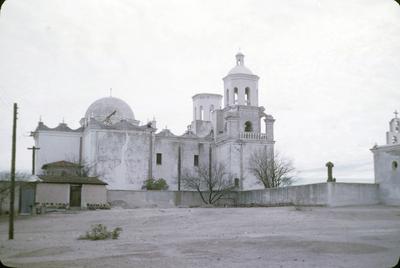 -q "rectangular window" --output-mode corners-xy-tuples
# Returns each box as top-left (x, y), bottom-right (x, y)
(194, 155), (199, 166)
(156, 153), (162, 165)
